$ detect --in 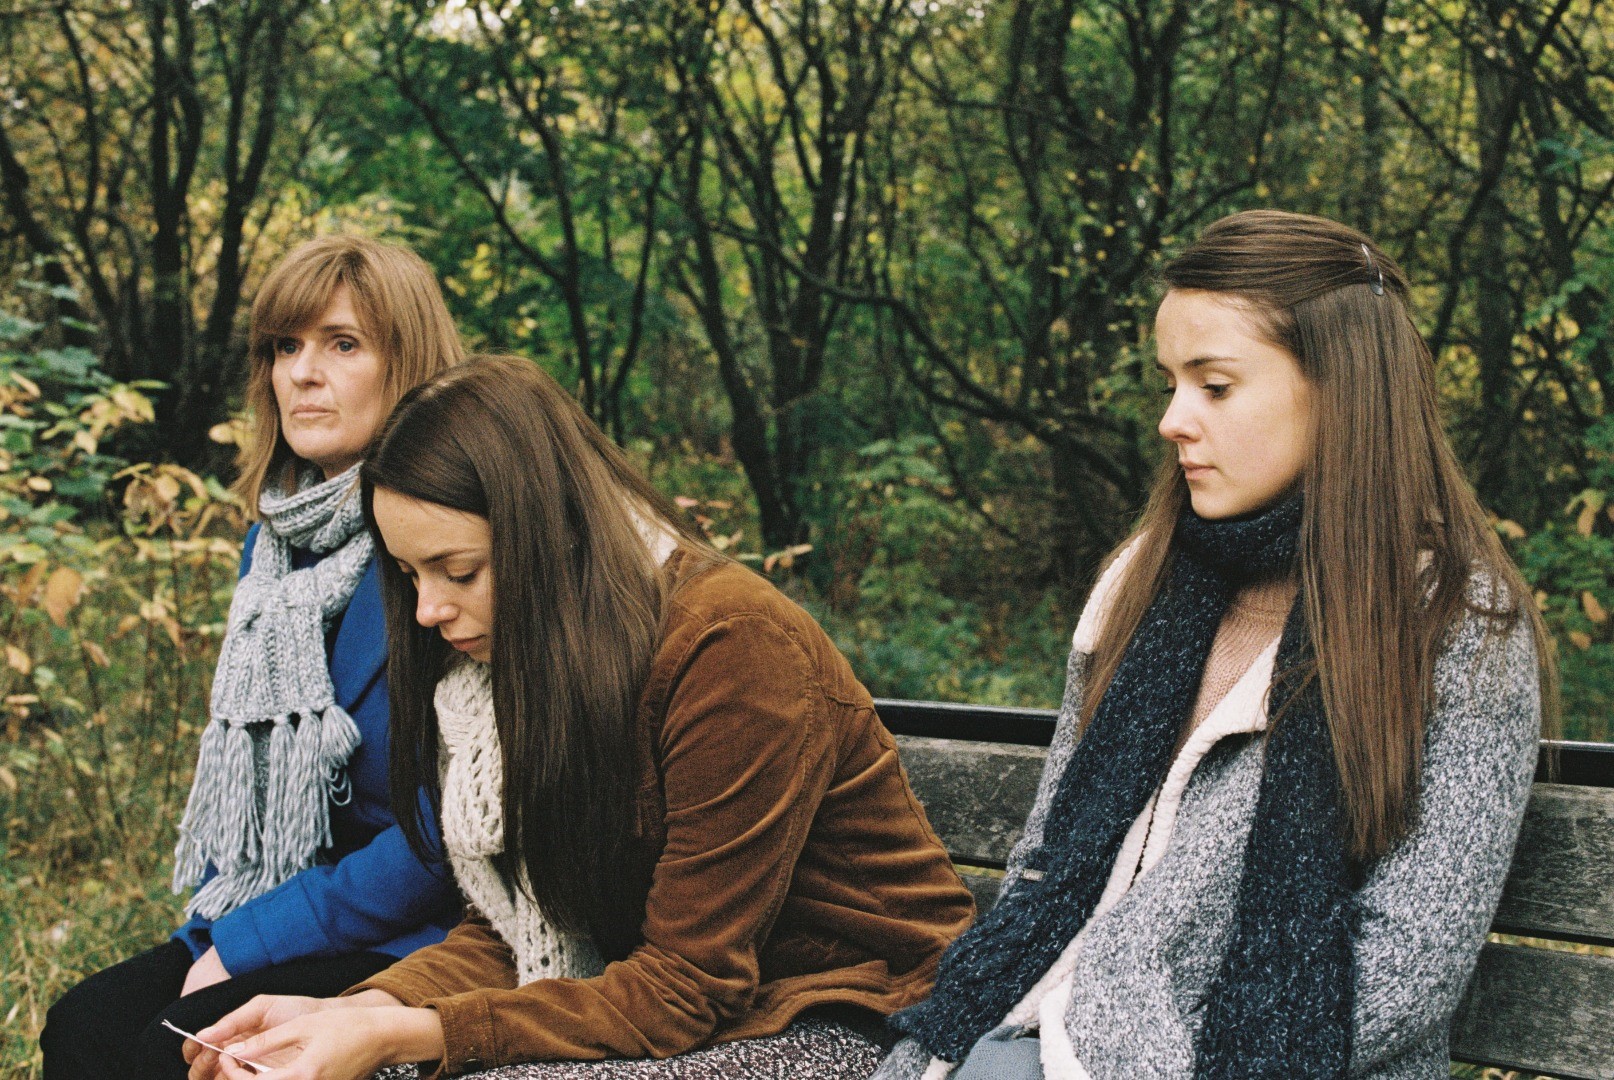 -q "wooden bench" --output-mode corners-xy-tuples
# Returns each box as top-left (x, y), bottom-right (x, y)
(877, 698), (1614, 1080)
